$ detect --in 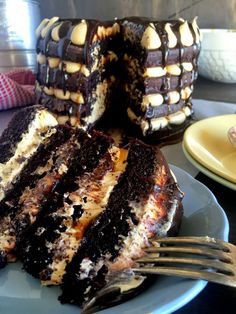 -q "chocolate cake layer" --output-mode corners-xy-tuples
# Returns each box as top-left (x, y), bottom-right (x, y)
(0, 106), (54, 164)
(19, 131), (113, 278)
(20, 146), (128, 286)
(60, 140), (183, 305)
(0, 127), (84, 267)
(0, 107), (58, 203)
